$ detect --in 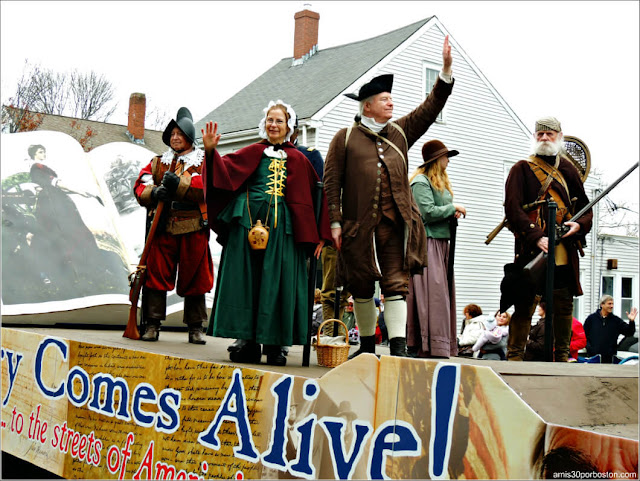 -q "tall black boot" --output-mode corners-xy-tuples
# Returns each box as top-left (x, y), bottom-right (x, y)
(348, 335), (376, 360)
(389, 337), (408, 357)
